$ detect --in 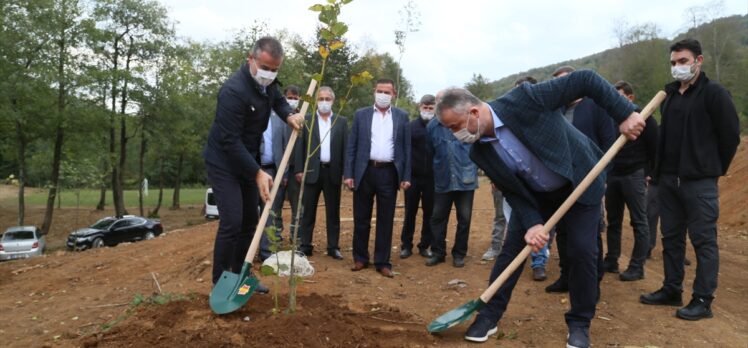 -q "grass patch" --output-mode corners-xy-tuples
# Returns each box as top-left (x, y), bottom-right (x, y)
(4, 187), (207, 208)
